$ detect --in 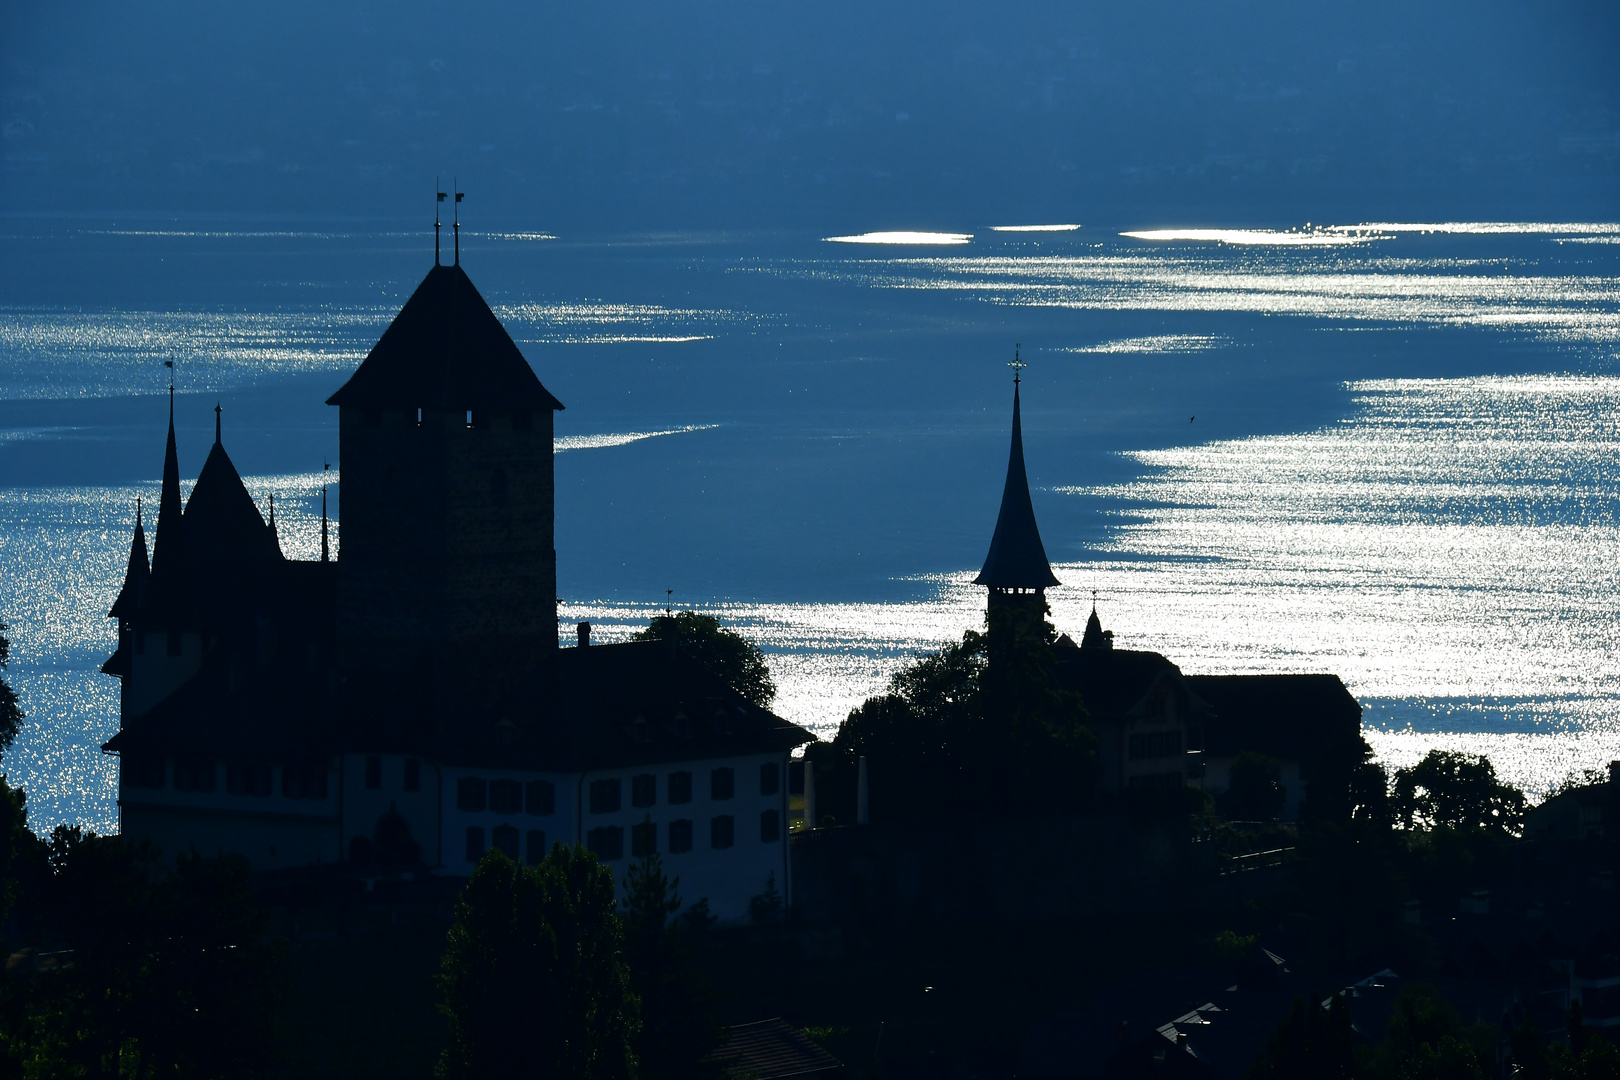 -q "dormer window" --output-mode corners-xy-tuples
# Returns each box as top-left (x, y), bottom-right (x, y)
(673, 711), (691, 738)
(630, 715), (651, 743)
(495, 719), (519, 746)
